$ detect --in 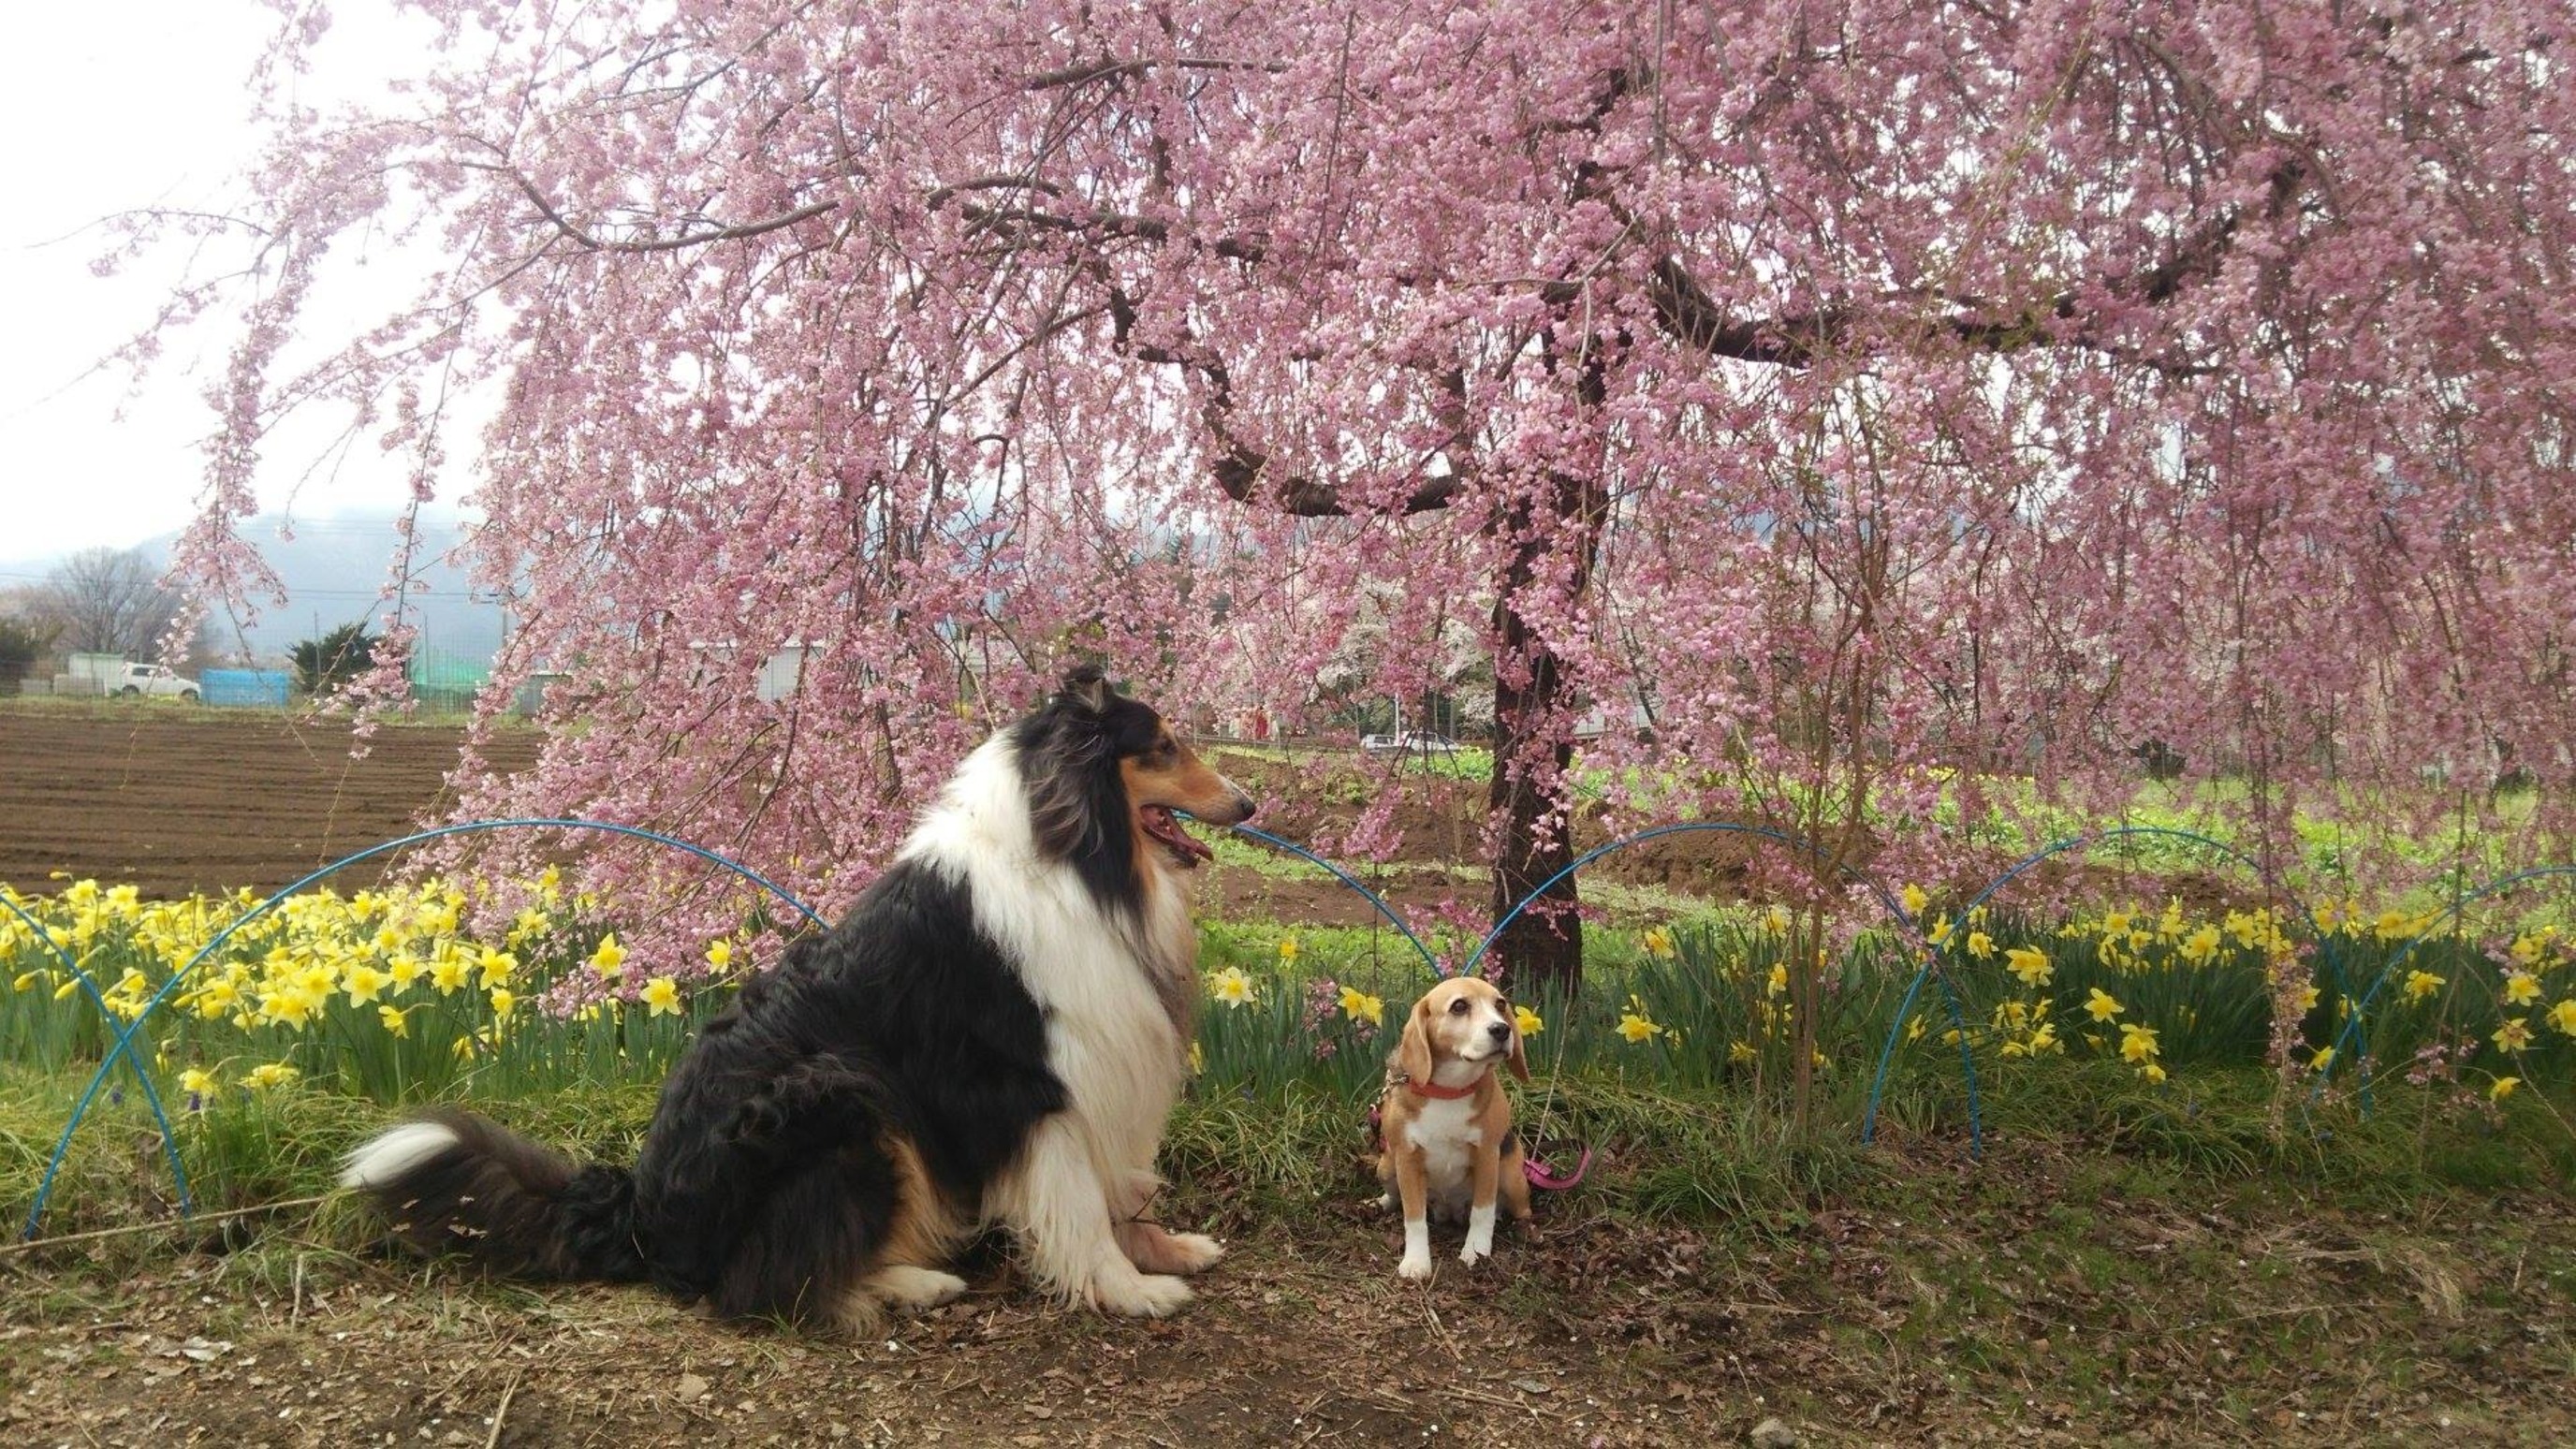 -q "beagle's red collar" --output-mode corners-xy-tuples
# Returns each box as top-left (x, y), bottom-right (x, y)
(1402, 1076), (1478, 1101)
